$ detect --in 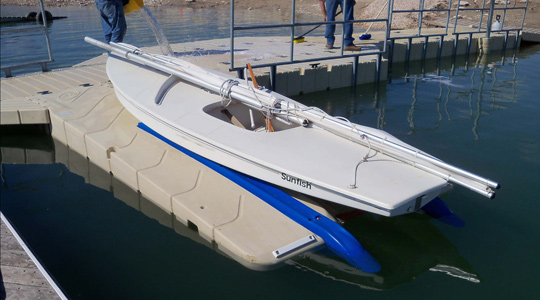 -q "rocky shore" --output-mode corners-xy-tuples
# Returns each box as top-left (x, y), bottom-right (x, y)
(2, 0), (538, 29)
